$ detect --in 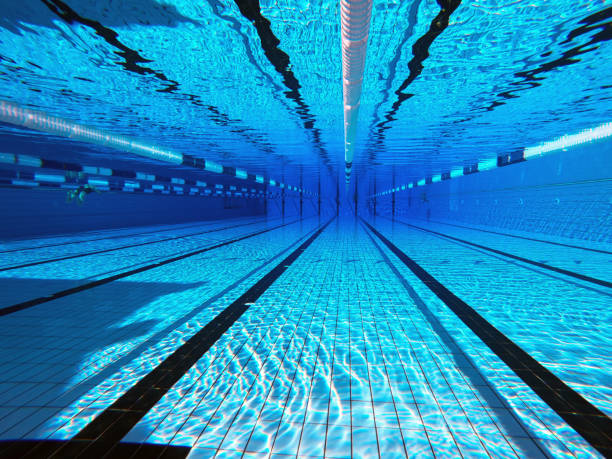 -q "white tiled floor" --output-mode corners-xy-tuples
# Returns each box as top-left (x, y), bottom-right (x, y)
(0, 217), (607, 458)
